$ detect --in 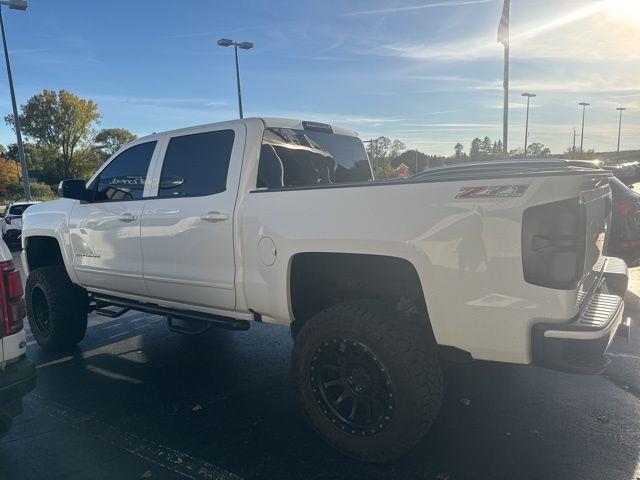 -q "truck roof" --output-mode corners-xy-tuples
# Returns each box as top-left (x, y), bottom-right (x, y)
(135, 117), (360, 143)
